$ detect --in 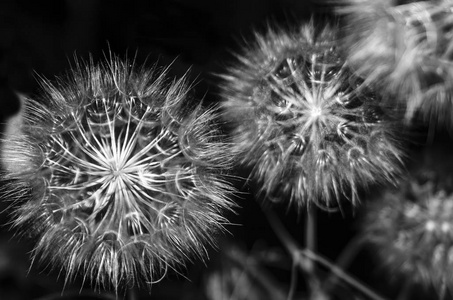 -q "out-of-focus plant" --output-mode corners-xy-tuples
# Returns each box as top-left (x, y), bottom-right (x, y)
(362, 145), (453, 299)
(338, 0), (453, 125)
